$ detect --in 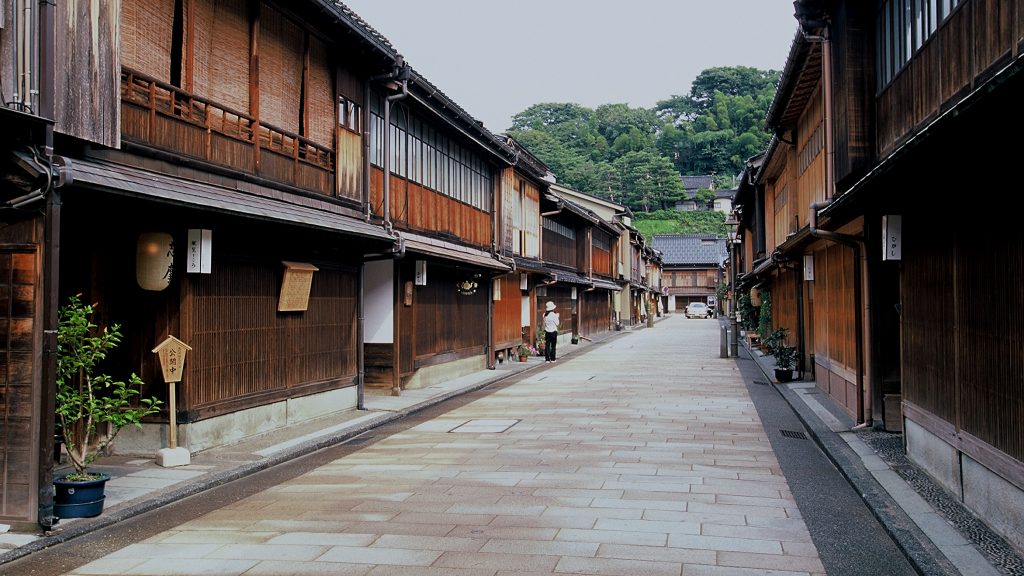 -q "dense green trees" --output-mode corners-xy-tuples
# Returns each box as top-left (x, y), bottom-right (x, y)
(507, 65), (781, 216)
